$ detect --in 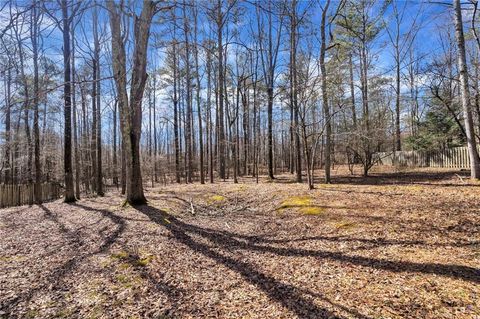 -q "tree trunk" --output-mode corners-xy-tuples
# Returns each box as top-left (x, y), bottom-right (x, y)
(267, 87), (274, 179)
(149, 82), (153, 187)
(172, 13), (181, 184)
(289, 1), (296, 175)
(107, 0), (154, 205)
(91, 55), (97, 193)
(4, 58), (11, 184)
(15, 23), (33, 184)
(320, 0), (331, 184)
(62, 0), (75, 202)
(80, 82), (90, 193)
(94, 2), (103, 196)
(71, 16), (80, 199)
(349, 53), (357, 128)
(217, 0), (226, 180)
(183, 0), (193, 183)
(193, 4), (204, 184)
(31, 0), (42, 202)
(113, 100), (118, 188)
(453, 0), (480, 179)
(153, 75), (158, 183)
(206, 47), (214, 183)
(395, 44), (401, 151)
(241, 81), (249, 176)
